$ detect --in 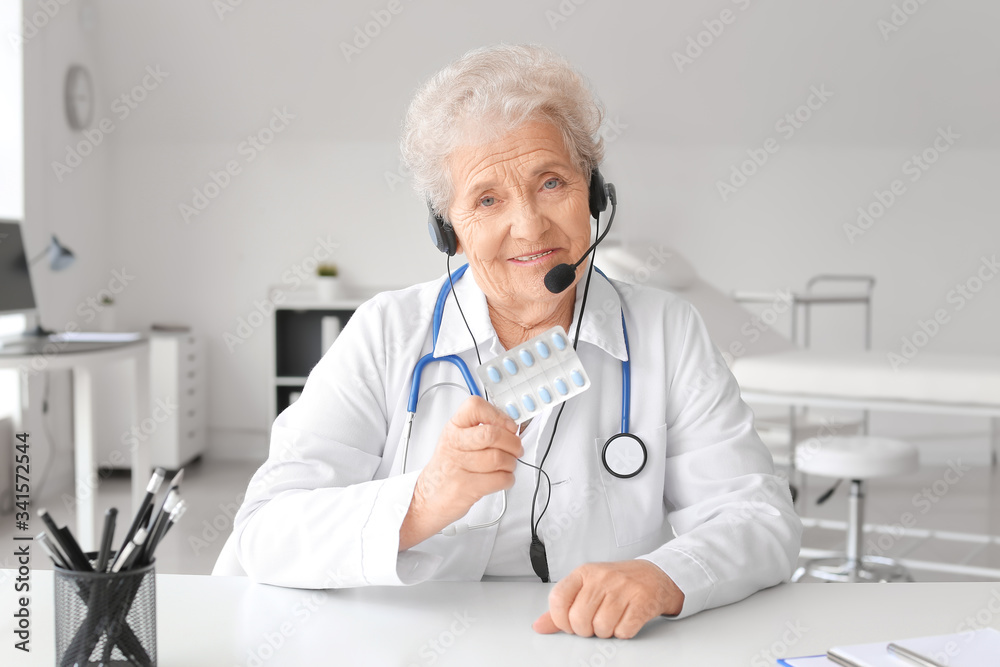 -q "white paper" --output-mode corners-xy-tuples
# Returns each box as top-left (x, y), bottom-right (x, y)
(48, 331), (143, 342)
